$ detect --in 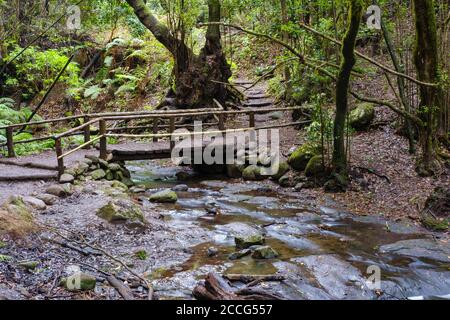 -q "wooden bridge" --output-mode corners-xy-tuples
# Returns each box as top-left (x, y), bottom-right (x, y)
(0, 83), (307, 180)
